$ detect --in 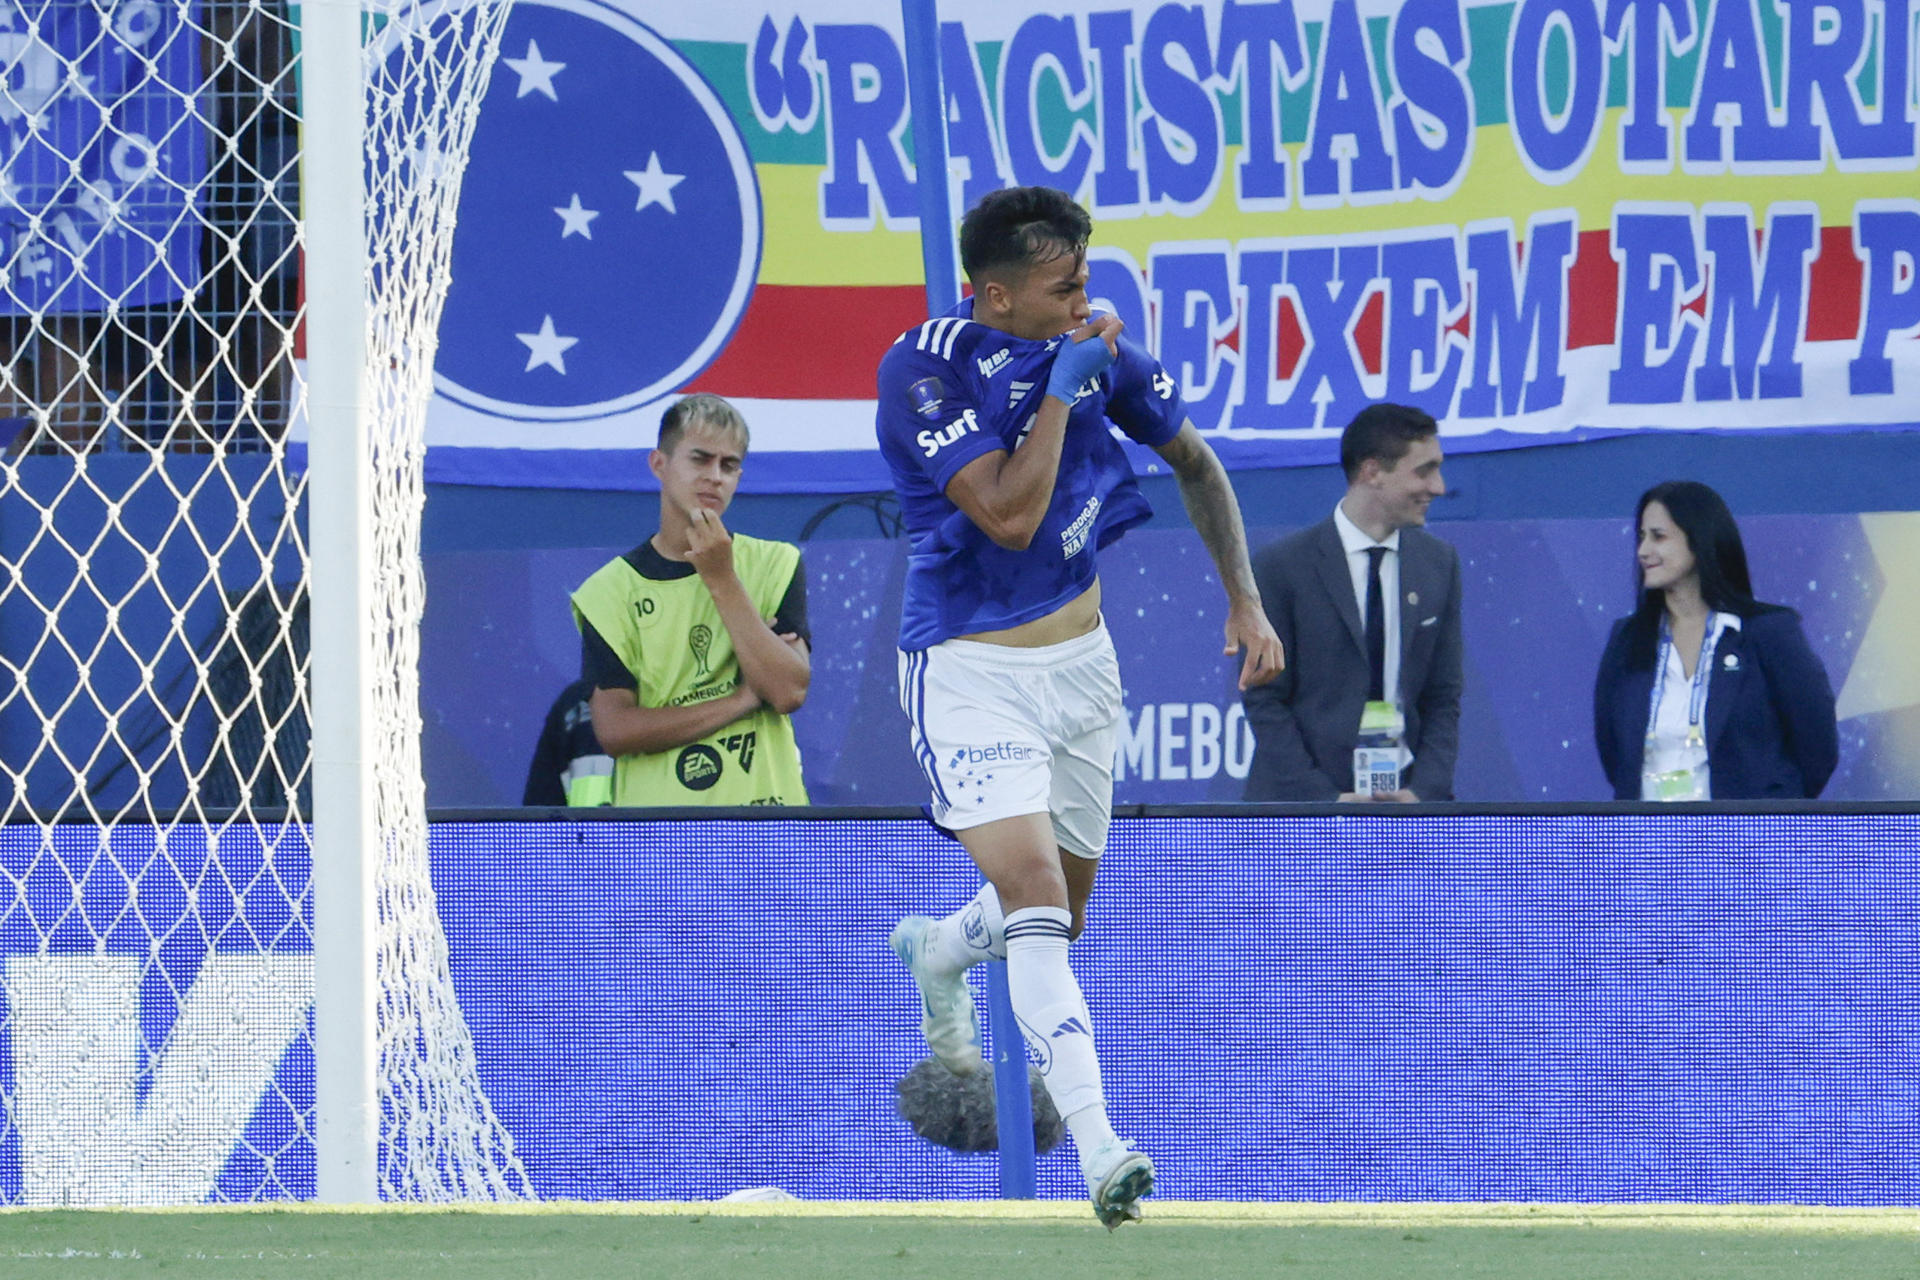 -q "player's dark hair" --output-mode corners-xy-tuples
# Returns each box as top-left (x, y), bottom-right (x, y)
(1620, 479), (1767, 670)
(959, 186), (1092, 282)
(658, 393), (749, 457)
(1339, 403), (1438, 482)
